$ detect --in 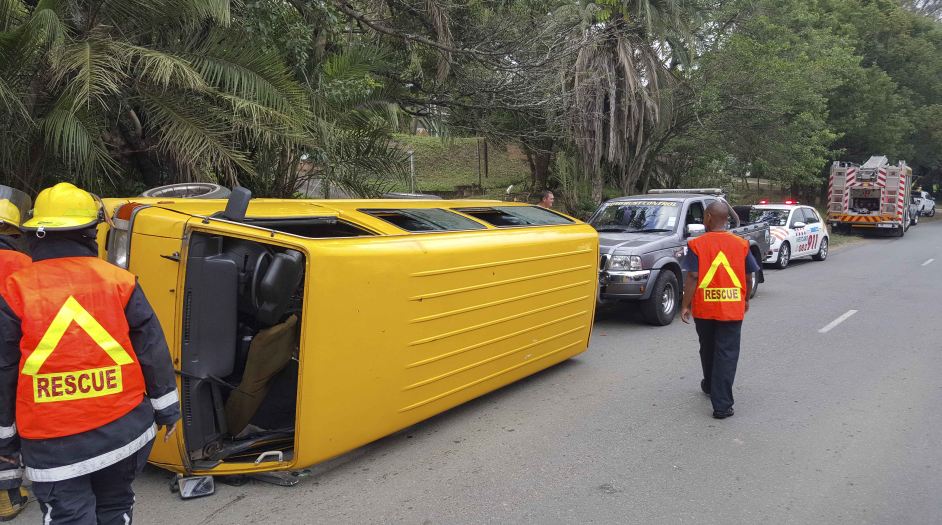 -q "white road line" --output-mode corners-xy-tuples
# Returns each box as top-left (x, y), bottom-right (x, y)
(922, 258), (935, 267)
(819, 310), (858, 334)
